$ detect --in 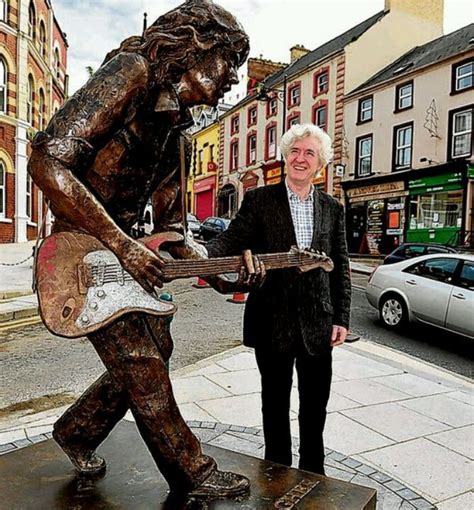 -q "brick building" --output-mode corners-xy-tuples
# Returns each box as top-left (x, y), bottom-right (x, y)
(0, 0), (68, 243)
